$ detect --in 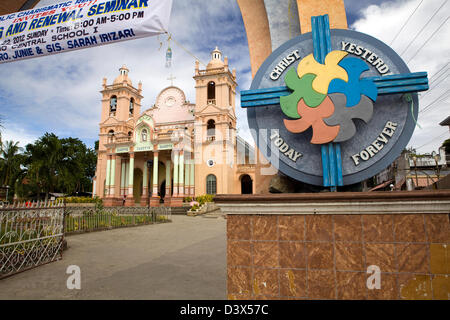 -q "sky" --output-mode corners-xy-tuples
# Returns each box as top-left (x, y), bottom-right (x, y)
(0, 0), (448, 155)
